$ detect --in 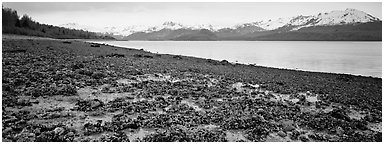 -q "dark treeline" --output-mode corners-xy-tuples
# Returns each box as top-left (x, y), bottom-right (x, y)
(2, 7), (114, 39)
